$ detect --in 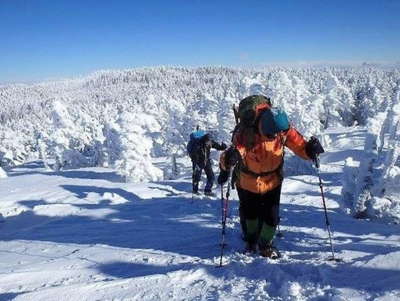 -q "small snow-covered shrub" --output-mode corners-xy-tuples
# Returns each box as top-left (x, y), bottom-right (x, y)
(163, 155), (180, 180)
(368, 166), (400, 223)
(341, 157), (359, 212)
